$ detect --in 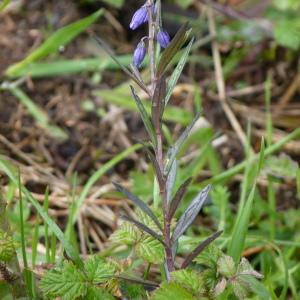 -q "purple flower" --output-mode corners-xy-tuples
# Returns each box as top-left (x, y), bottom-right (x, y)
(130, 5), (148, 30)
(157, 29), (171, 48)
(133, 41), (146, 68)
